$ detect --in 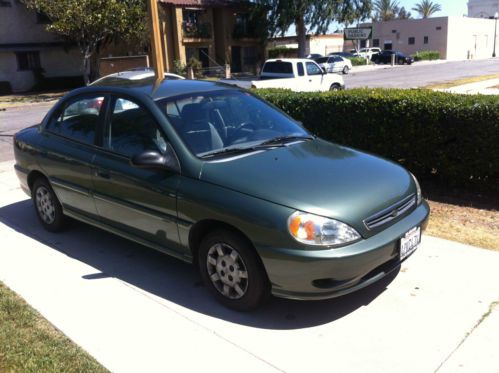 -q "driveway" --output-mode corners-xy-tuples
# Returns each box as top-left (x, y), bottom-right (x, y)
(0, 160), (498, 373)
